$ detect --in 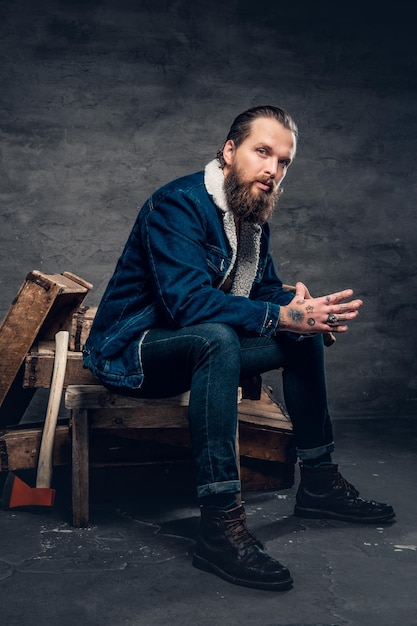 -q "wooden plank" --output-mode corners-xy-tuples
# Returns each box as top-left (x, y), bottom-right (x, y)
(0, 425), (71, 471)
(238, 398), (292, 431)
(0, 271), (92, 415)
(88, 407), (190, 429)
(24, 347), (98, 388)
(65, 385), (190, 411)
(73, 401), (290, 432)
(61, 272), (93, 291)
